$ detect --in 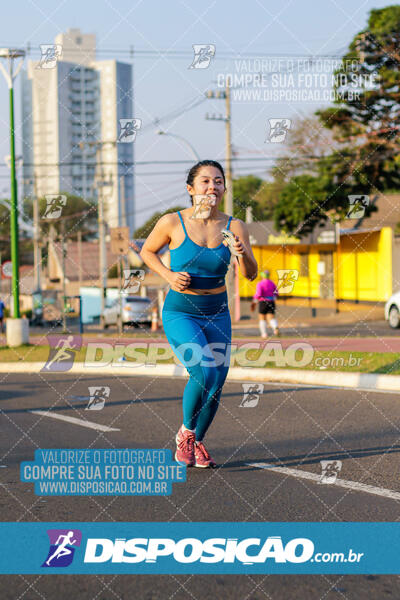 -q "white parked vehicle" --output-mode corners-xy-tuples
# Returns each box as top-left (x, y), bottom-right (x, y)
(102, 295), (153, 330)
(384, 291), (400, 328)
